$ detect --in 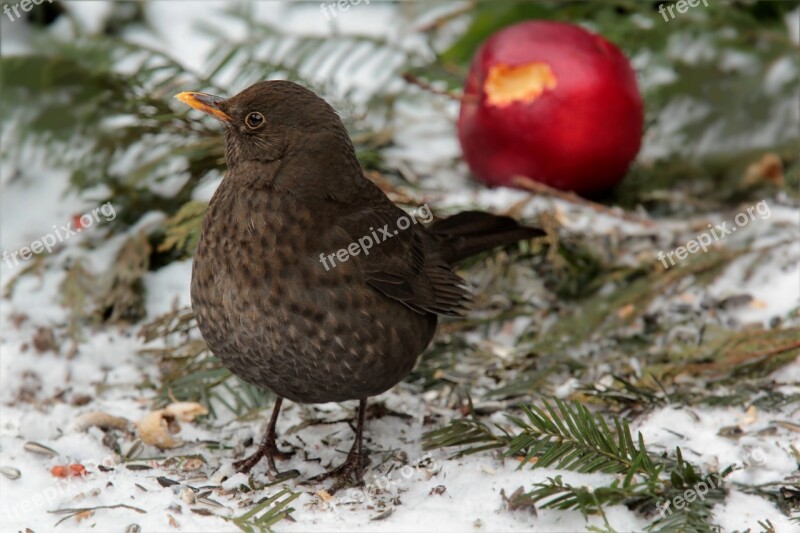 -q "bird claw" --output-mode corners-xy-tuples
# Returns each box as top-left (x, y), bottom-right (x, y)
(303, 451), (370, 493)
(233, 442), (296, 478)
